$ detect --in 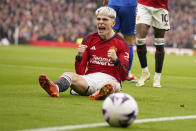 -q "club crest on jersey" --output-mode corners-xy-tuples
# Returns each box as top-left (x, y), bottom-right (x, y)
(110, 46), (117, 52)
